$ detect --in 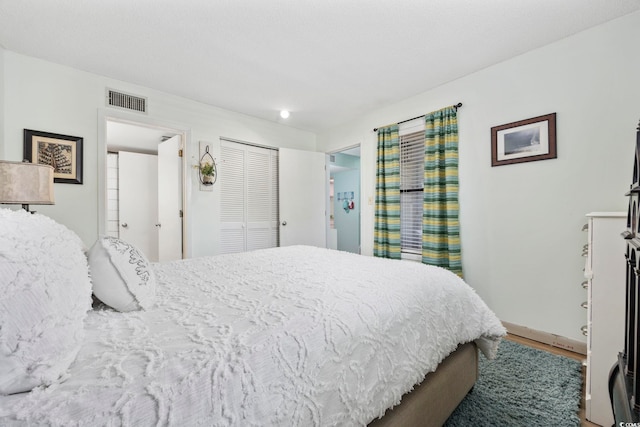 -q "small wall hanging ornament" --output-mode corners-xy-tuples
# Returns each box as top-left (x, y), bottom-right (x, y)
(341, 191), (355, 213)
(197, 142), (217, 191)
